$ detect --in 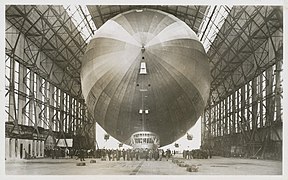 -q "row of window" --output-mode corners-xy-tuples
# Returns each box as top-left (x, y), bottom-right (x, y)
(5, 55), (87, 134)
(134, 138), (155, 144)
(206, 63), (282, 137)
(133, 133), (155, 138)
